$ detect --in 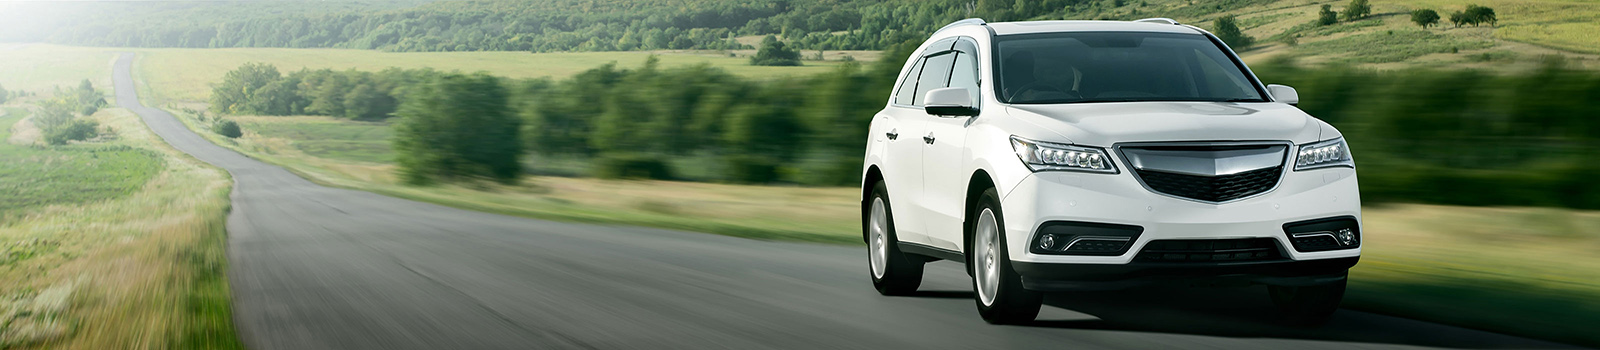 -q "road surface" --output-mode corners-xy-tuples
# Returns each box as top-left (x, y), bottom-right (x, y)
(110, 53), (1576, 350)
